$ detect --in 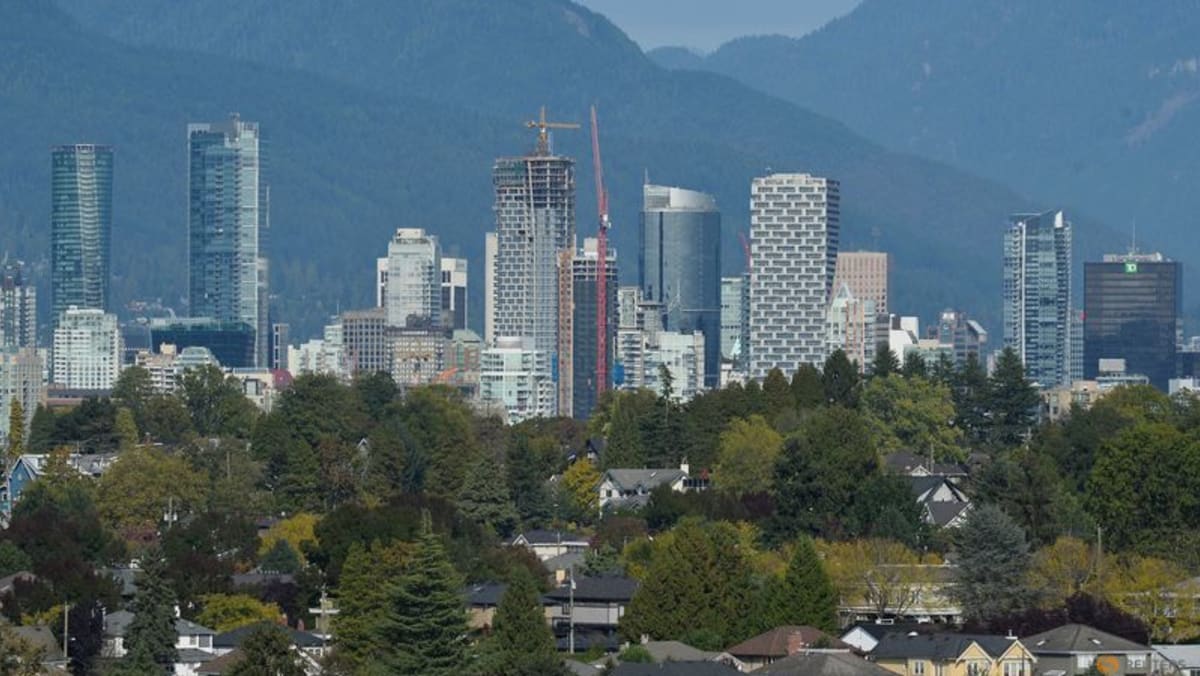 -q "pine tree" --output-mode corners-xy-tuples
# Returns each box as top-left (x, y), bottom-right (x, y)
(761, 368), (793, 416)
(122, 547), (178, 674)
(764, 537), (838, 631)
(228, 625), (306, 676)
(506, 436), (551, 526)
(115, 407), (139, 451)
(333, 540), (411, 669)
(822, 349), (861, 408)
(377, 515), (468, 675)
(477, 568), (565, 675)
(901, 351), (928, 379)
(457, 454), (519, 537)
(870, 342), (900, 378)
(789, 365), (824, 410)
(6, 399), (23, 463)
(954, 504), (1034, 622)
(986, 347), (1040, 448)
